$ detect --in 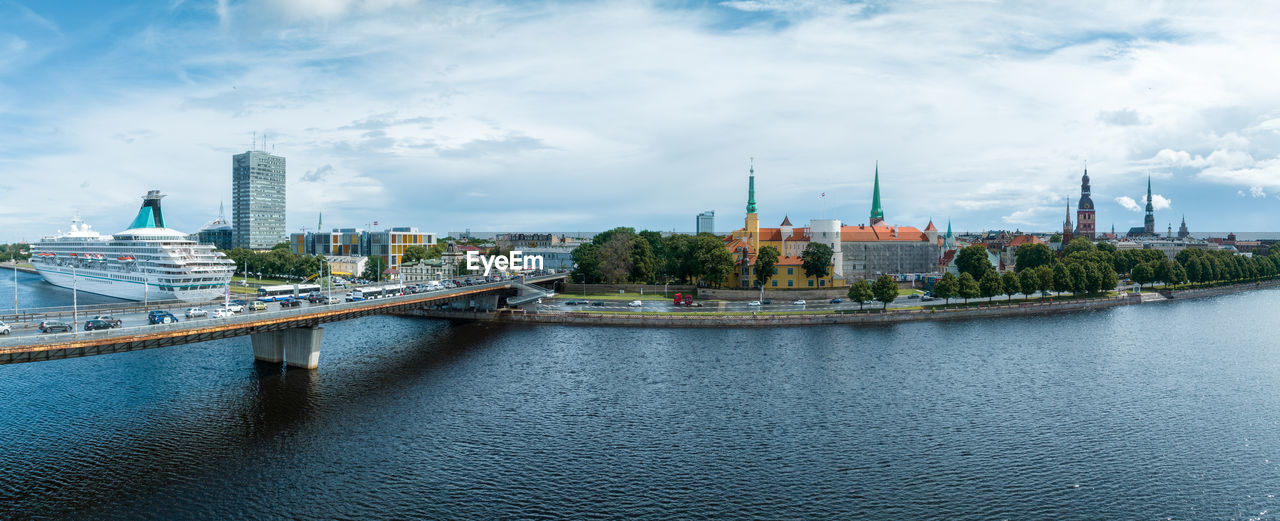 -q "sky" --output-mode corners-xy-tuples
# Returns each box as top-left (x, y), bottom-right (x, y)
(2, 0), (1279, 242)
